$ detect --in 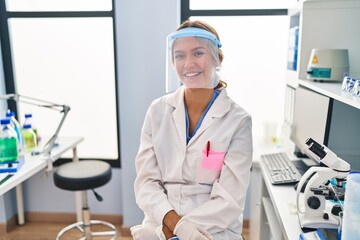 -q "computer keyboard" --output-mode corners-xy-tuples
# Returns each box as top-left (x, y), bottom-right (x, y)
(261, 152), (303, 185)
